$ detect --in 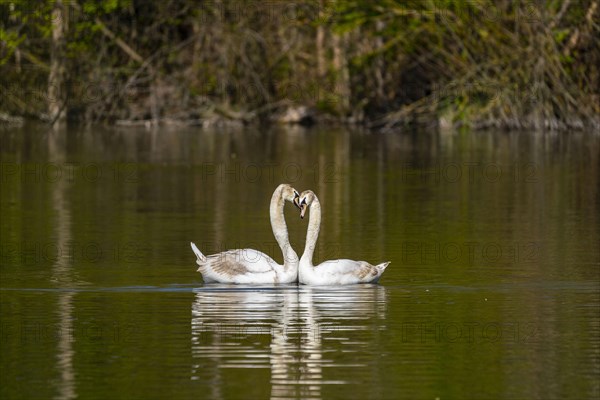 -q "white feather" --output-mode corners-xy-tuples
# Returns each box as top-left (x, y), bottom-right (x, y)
(190, 184), (299, 284)
(298, 191), (390, 285)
